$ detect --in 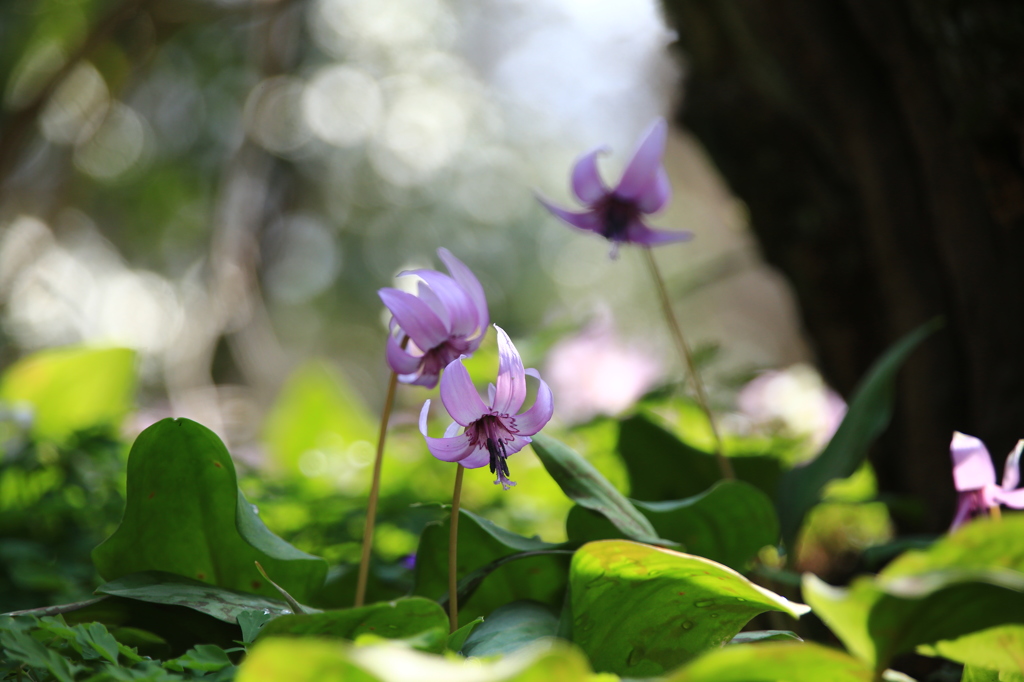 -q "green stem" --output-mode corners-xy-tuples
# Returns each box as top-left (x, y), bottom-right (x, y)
(449, 464), (465, 633)
(354, 369), (400, 607)
(642, 248), (734, 480)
